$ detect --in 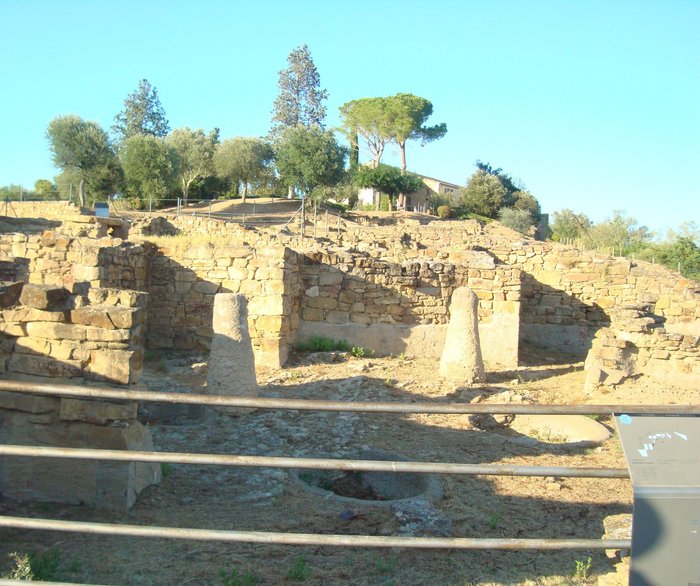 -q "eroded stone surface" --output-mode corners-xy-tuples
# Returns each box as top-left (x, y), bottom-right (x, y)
(439, 287), (485, 384)
(207, 293), (258, 411)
